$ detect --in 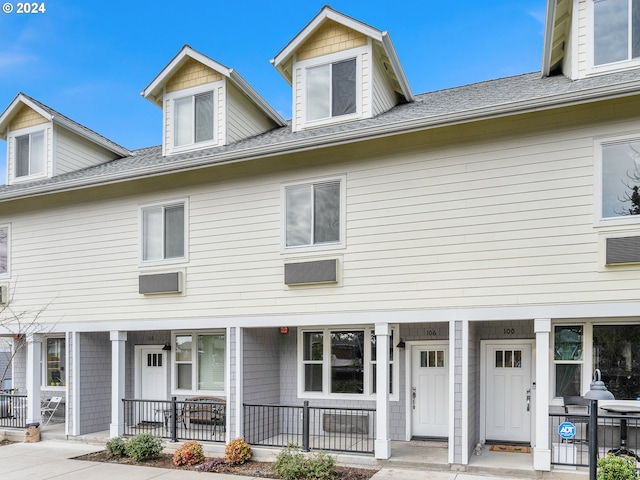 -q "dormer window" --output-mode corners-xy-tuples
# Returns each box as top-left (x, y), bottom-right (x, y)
(593, 0), (640, 67)
(174, 91), (214, 147)
(300, 50), (362, 128)
(15, 129), (45, 178)
(165, 83), (219, 154)
(307, 58), (357, 122)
